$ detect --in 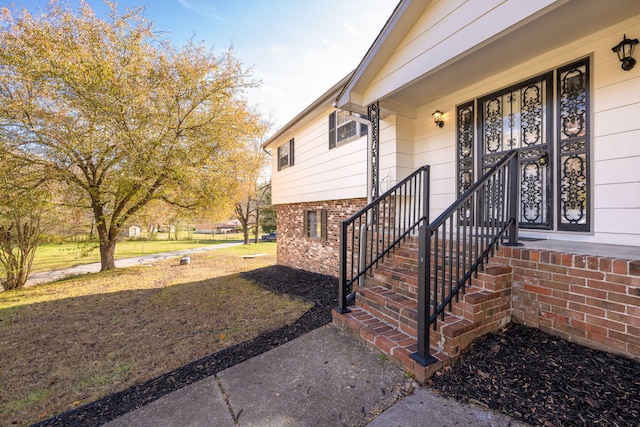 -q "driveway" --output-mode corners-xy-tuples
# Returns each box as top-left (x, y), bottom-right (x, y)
(25, 242), (243, 287)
